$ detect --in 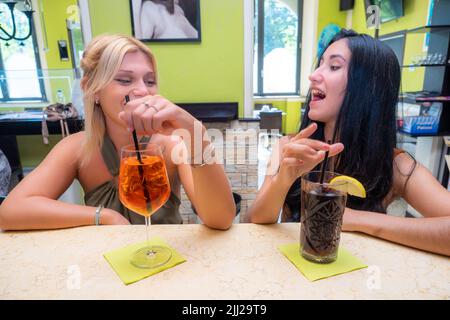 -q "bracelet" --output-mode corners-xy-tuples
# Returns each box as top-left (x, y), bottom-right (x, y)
(95, 205), (103, 225)
(190, 143), (216, 168)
